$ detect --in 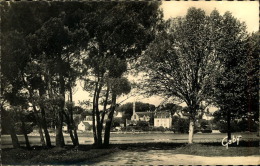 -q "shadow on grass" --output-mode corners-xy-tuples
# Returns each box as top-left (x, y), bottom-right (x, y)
(2, 141), (259, 165)
(107, 140), (259, 150)
(108, 142), (184, 151)
(3, 140), (258, 152)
